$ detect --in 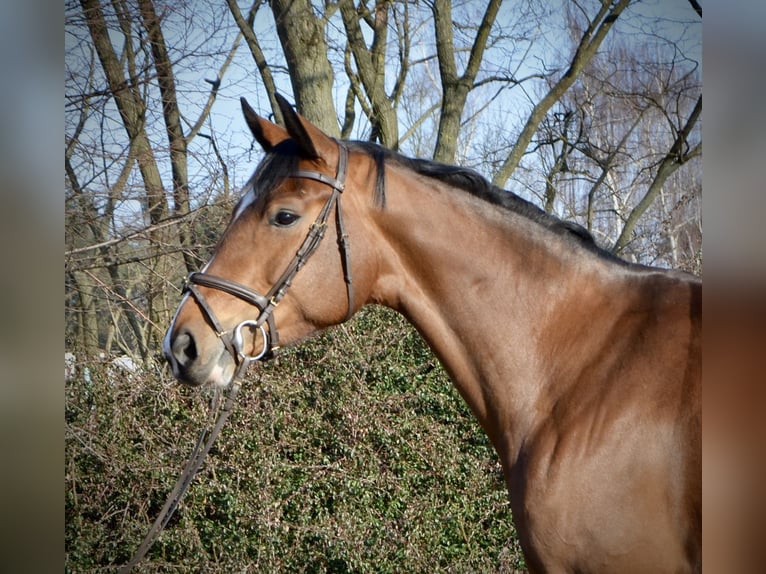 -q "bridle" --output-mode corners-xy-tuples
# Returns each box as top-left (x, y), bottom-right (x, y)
(122, 142), (354, 572)
(182, 141), (353, 381)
